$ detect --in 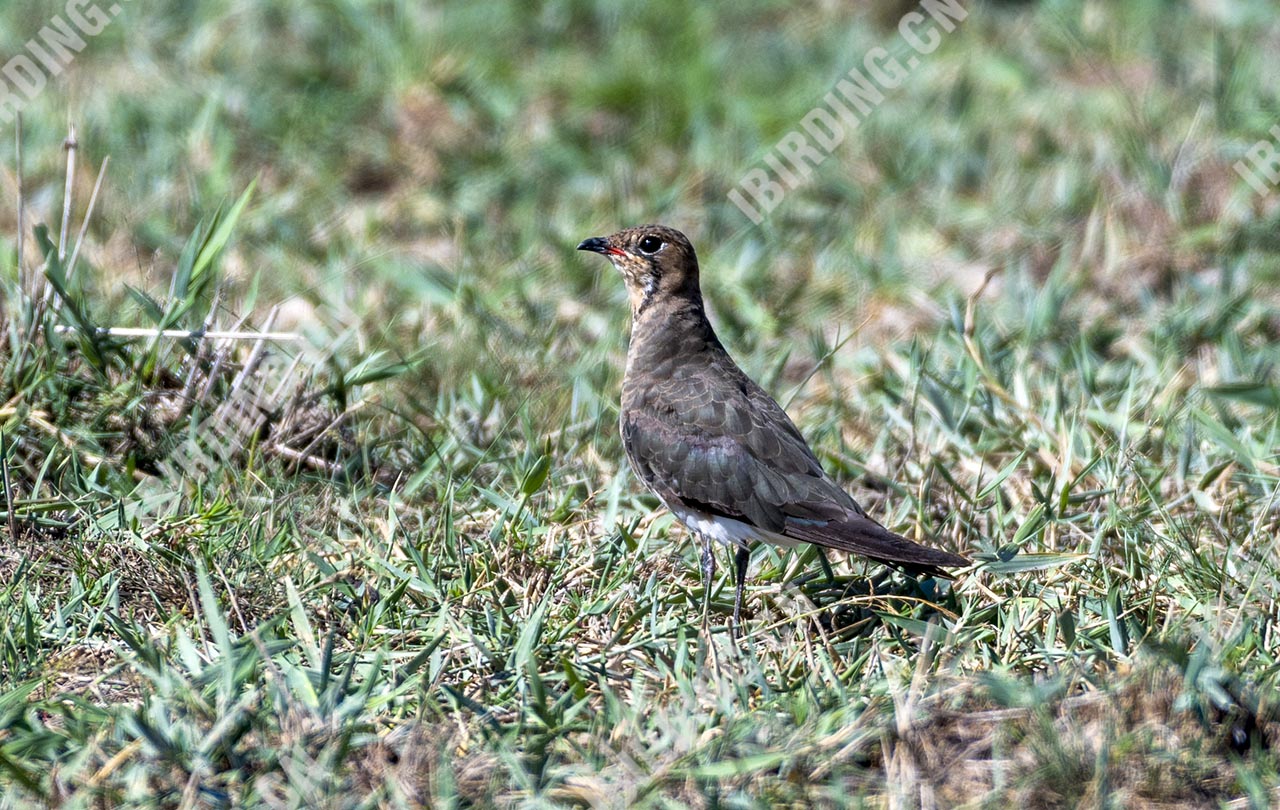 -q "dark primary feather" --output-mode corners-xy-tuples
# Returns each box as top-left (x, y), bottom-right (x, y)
(621, 299), (968, 575)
